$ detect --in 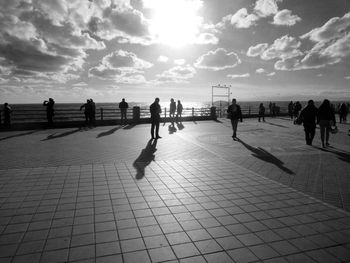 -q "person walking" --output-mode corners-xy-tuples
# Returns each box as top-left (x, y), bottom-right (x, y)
(258, 103), (265, 122)
(288, 101), (294, 120)
(119, 98), (129, 125)
(176, 100), (183, 121)
(317, 99), (336, 148)
(227, 98), (243, 140)
(3, 103), (12, 129)
(43, 98), (55, 127)
(339, 103), (347, 123)
(293, 101), (302, 119)
(299, 100), (318, 145)
(150, 98), (162, 139)
(169, 98), (176, 122)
